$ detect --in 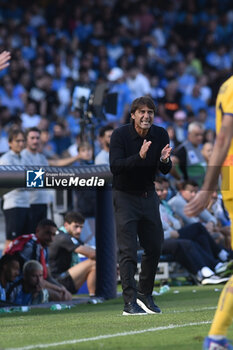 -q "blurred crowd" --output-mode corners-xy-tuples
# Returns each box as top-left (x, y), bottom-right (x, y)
(0, 0), (233, 158)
